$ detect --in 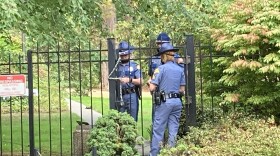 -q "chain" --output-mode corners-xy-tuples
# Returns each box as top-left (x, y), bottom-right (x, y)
(108, 57), (124, 106)
(108, 57), (121, 80)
